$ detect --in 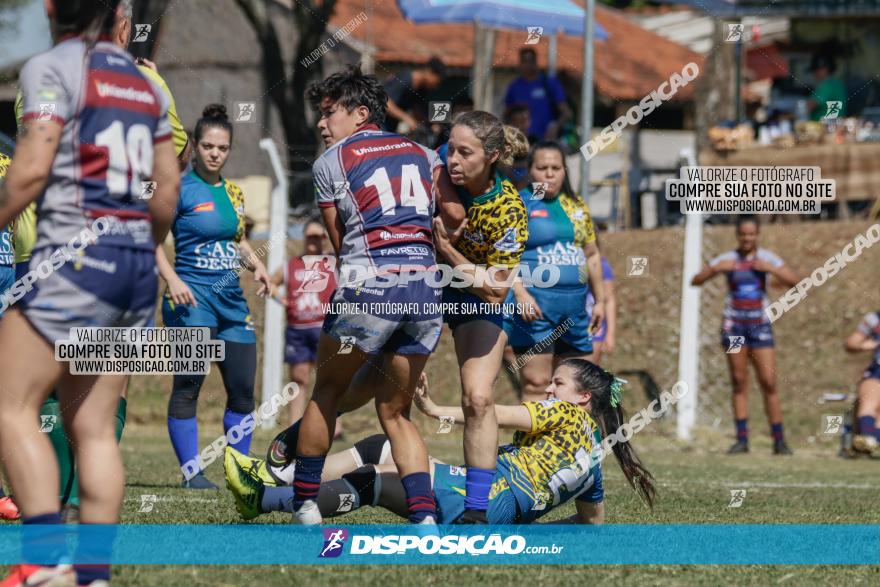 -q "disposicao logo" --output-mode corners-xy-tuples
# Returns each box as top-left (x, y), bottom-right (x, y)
(319, 528), (348, 558)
